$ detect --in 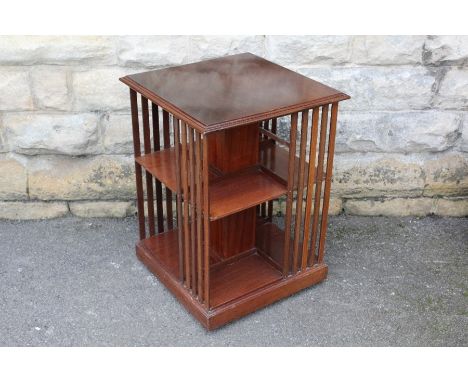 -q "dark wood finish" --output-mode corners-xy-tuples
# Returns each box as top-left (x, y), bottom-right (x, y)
(208, 122), (259, 173)
(317, 103), (339, 264)
(130, 89), (145, 240)
(282, 112), (298, 275)
(122, 53), (349, 329)
(120, 53), (349, 132)
(136, 232), (327, 329)
(188, 128), (197, 293)
(152, 103), (164, 233)
(310, 105), (329, 266)
(180, 122), (191, 288)
(195, 132), (203, 300)
(292, 110), (309, 273)
(135, 149), (177, 192)
(163, 110), (173, 230)
(141, 96), (155, 236)
(202, 136), (210, 306)
(173, 117), (184, 282)
(210, 208), (256, 259)
(301, 107), (320, 270)
(209, 167), (287, 221)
